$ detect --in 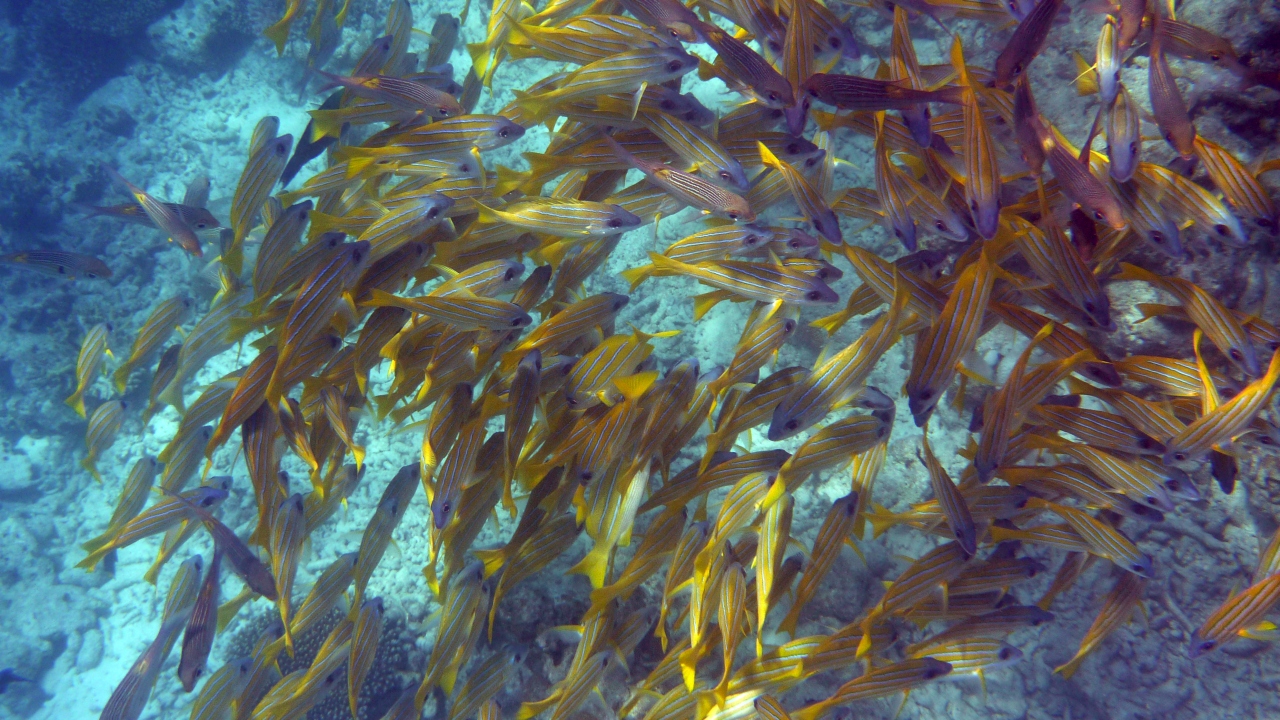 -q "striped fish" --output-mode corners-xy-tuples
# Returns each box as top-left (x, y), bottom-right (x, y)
(178, 548), (221, 691)
(82, 399), (125, 482)
(229, 128), (293, 271)
(205, 346), (278, 459)
(698, 23), (794, 109)
(1106, 83), (1141, 182)
(790, 658), (951, 720)
(1011, 216), (1113, 330)
(1164, 349), (1280, 465)
(993, 0), (1066, 86)
(100, 610), (192, 720)
(368, 288), (532, 332)
(1190, 572), (1280, 657)
(118, 301), (190, 396)
(921, 429), (977, 556)
(65, 322), (112, 418)
(874, 112), (918, 250)
(504, 293), (628, 367)
(604, 133), (754, 221)
(109, 169), (202, 257)
(0, 249), (112, 280)
(951, 37), (1002, 239)
(513, 46), (698, 119)
(1194, 135), (1278, 231)
(630, 105), (748, 191)
(1056, 572), (1146, 676)
(1031, 435), (1174, 511)
(342, 115), (525, 176)
(758, 142), (841, 242)
(353, 464), (419, 605)
(348, 597), (385, 718)
(644, 253), (838, 311)
(906, 250), (994, 426)
(189, 656), (253, 720)
(358, 194), (454, 260)
(1118, 263), (1260, 377)
(318, 71), (464, 118)
(1134, 163), (1248, 246)
(1148, 18), (1197, 159)
(769, 279), (905, 440)
(269, 494), (306, 652)
(1031, 499), (1152, 576)
(477, 198), (640, 237)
